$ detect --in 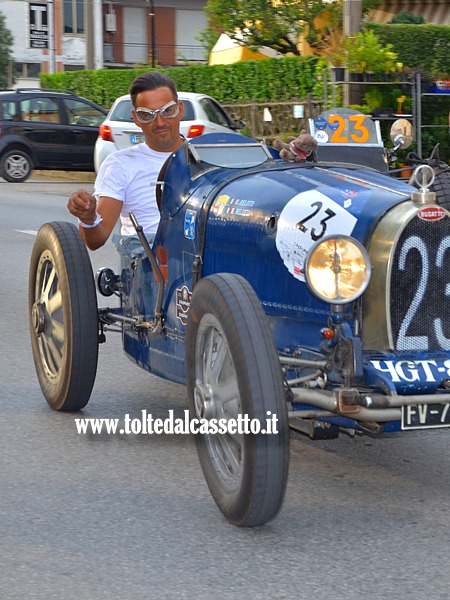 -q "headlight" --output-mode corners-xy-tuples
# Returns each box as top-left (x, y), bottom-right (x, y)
(305, 235), (371, 304)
